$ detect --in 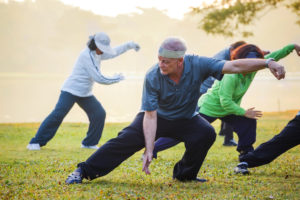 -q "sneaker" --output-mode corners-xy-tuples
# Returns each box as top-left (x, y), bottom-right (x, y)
(234, 162), (249, 175)
(223, 139), (238, 146)
(193, 178), (207, 182)
(218, 131), (225, 136)
(81, 144), (99, 149)
(27, 143), (41, 150)
(65, 168), (83, 184)
(174, 177), (207, 183)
